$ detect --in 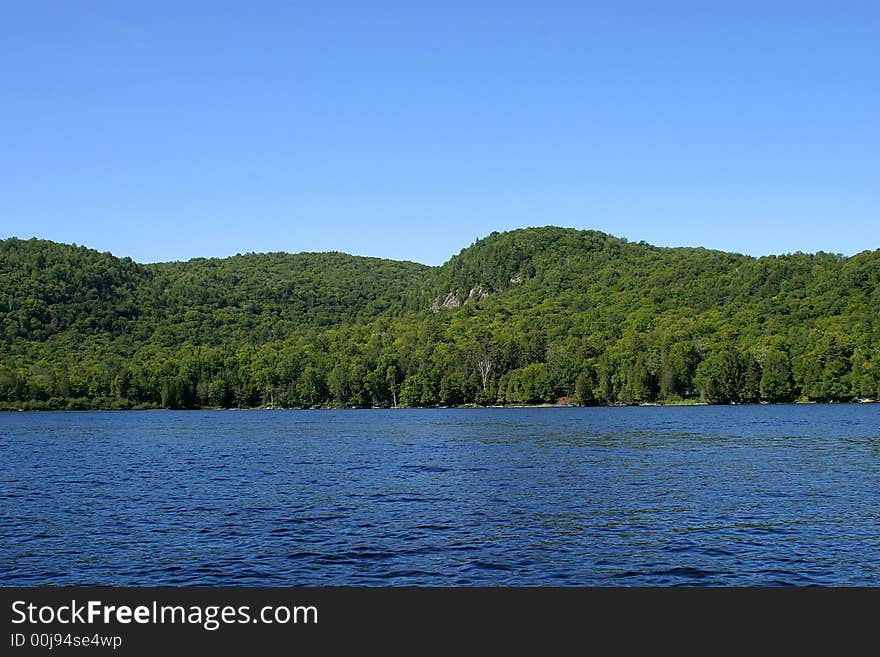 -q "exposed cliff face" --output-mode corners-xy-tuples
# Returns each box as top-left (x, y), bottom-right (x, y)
(430, 291), (460, 312)
(466, 285), (490, 303)
(430, 285), (490, 313)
